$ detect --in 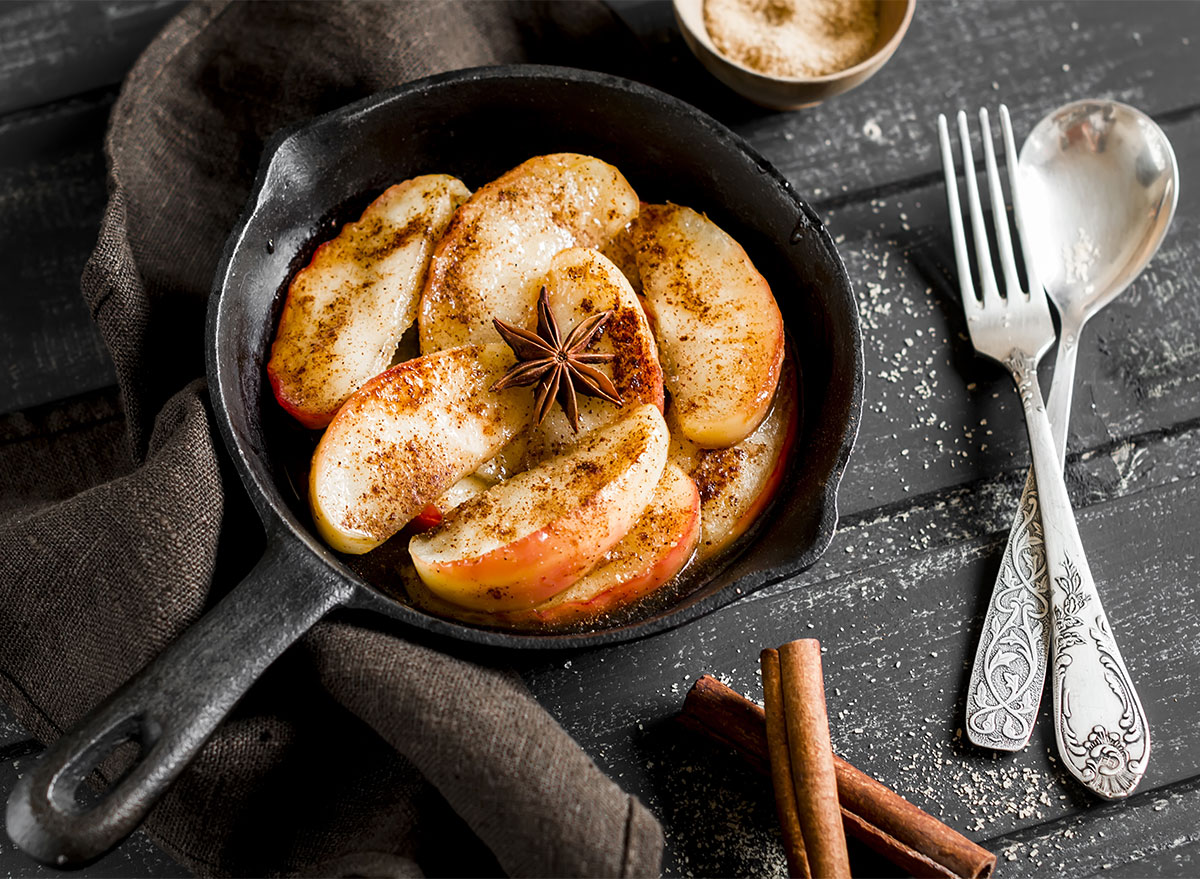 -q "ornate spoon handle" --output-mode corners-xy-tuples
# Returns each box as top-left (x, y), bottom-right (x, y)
(1009, 355), (1149, 799)
(966, 333), (1078, 750)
